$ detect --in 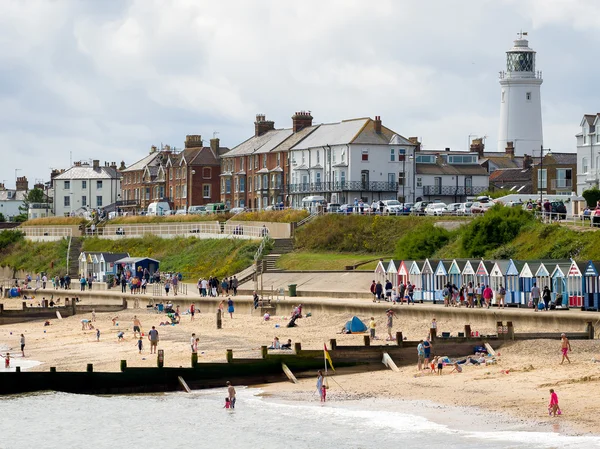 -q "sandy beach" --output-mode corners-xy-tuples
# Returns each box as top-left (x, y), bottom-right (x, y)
(1, 296), (599, 434)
